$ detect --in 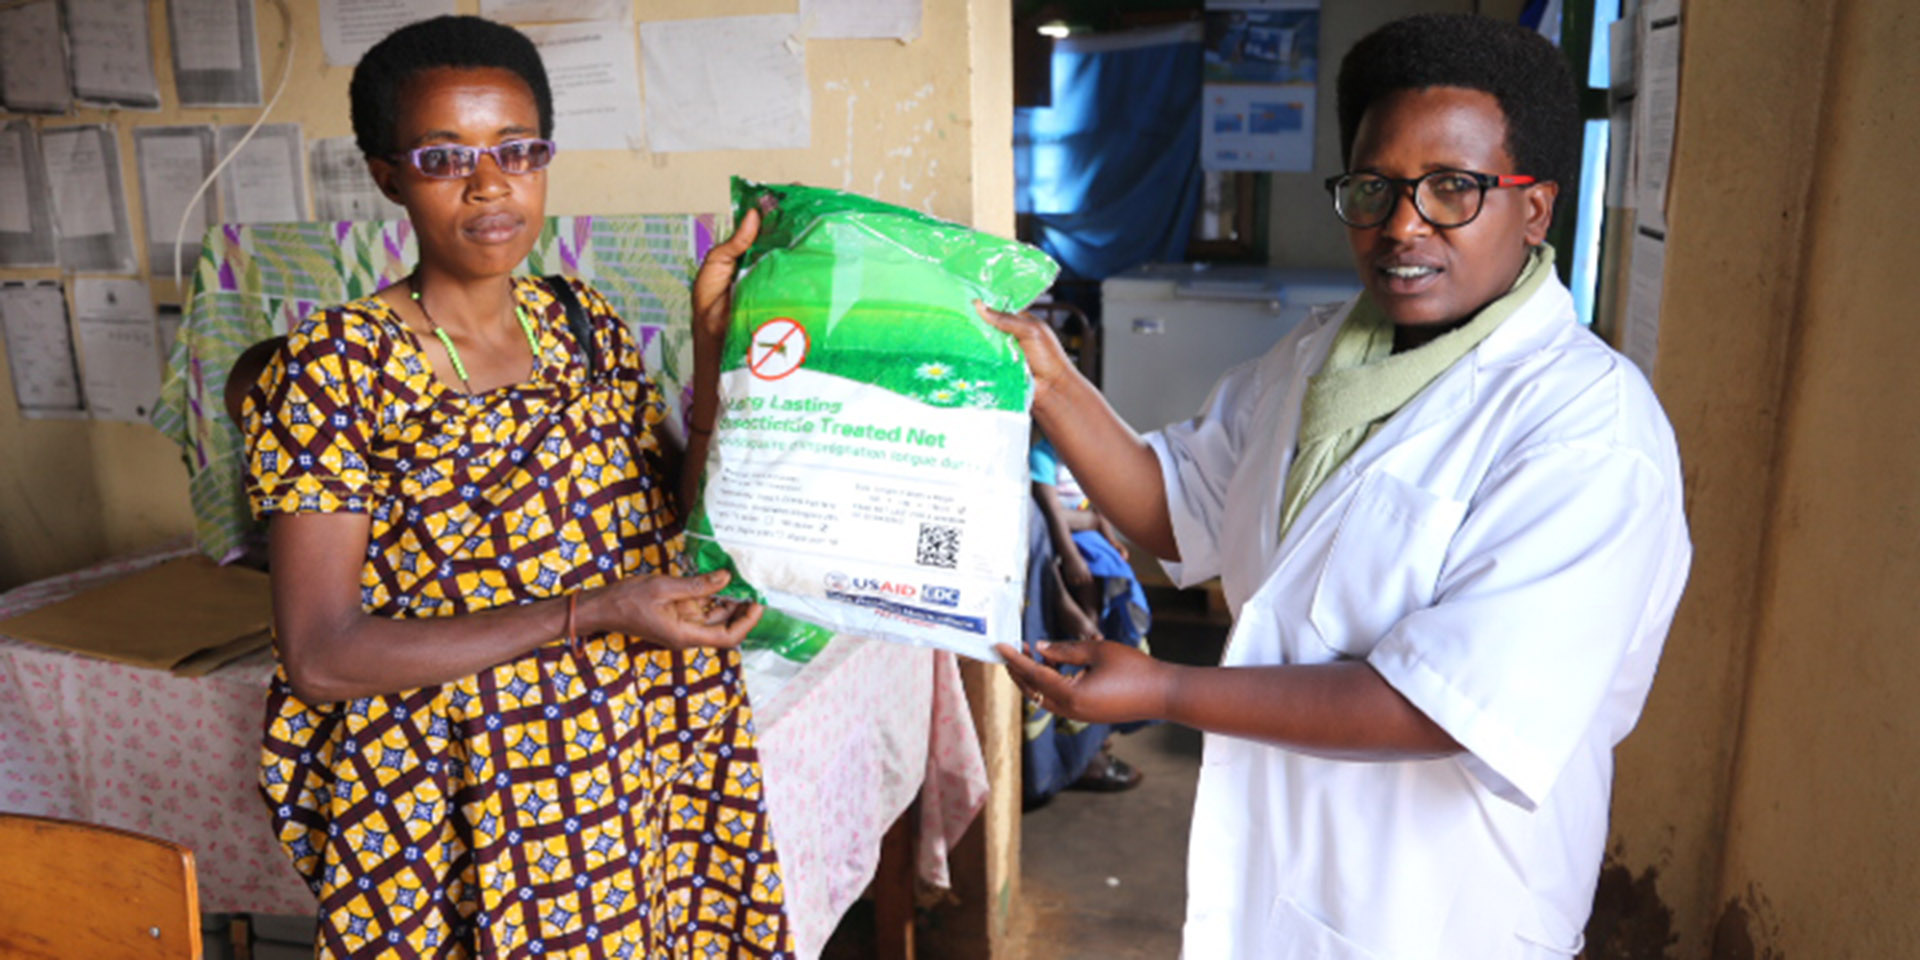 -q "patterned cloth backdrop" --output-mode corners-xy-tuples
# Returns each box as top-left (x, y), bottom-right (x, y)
(152, 215), (721, 562)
